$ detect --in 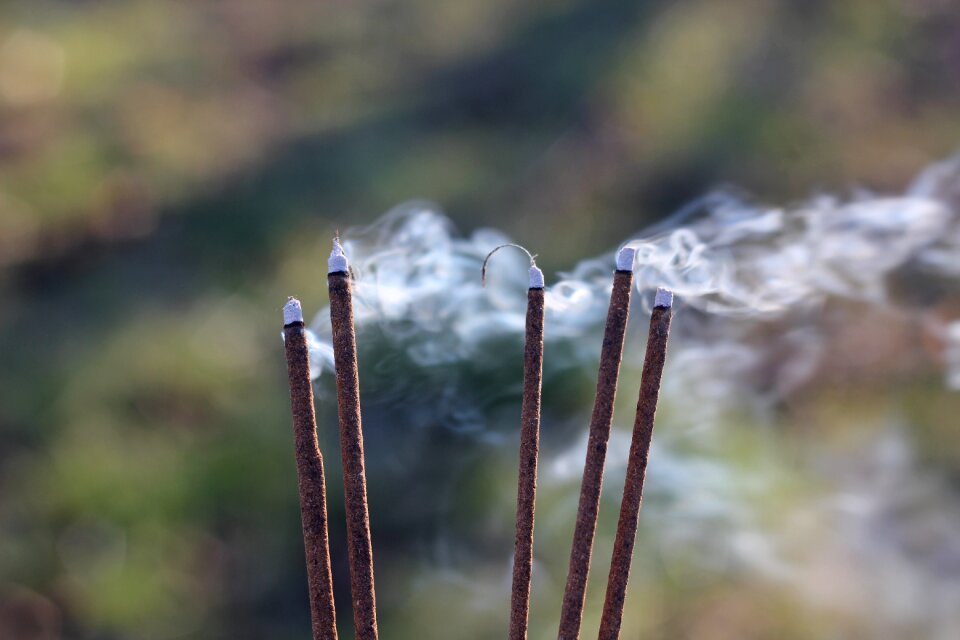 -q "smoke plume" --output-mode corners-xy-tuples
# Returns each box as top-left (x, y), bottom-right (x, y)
(304, 155), (960, 636)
